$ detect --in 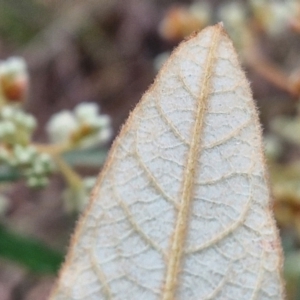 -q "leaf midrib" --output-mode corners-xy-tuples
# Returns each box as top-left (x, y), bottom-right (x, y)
(162, 25), (223, 300)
